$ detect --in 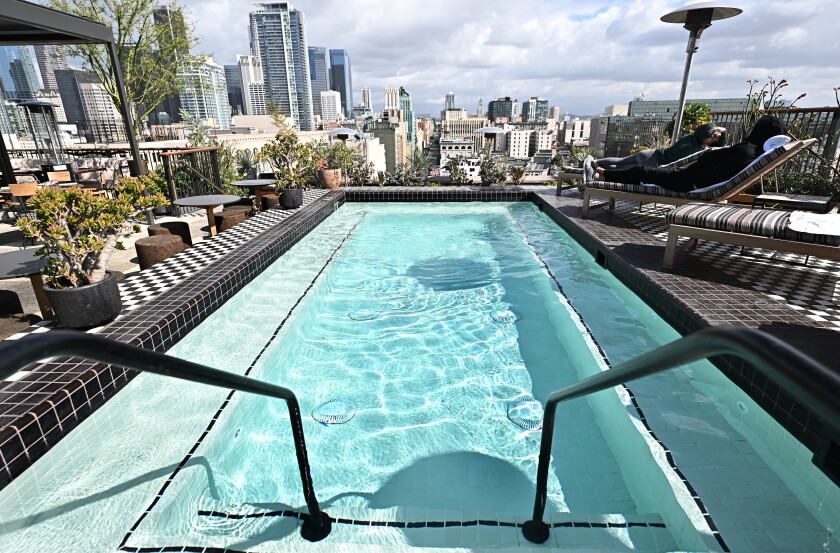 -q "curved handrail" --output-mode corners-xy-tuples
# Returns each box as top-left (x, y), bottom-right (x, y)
(0, 331), (332, 542)
(522, 326), (839, 544)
